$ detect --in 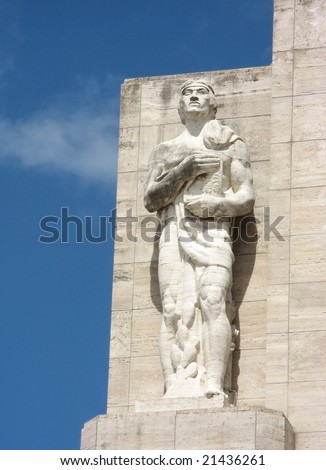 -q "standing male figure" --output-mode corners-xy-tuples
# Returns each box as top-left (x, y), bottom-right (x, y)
(144, 80), (254, 398)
